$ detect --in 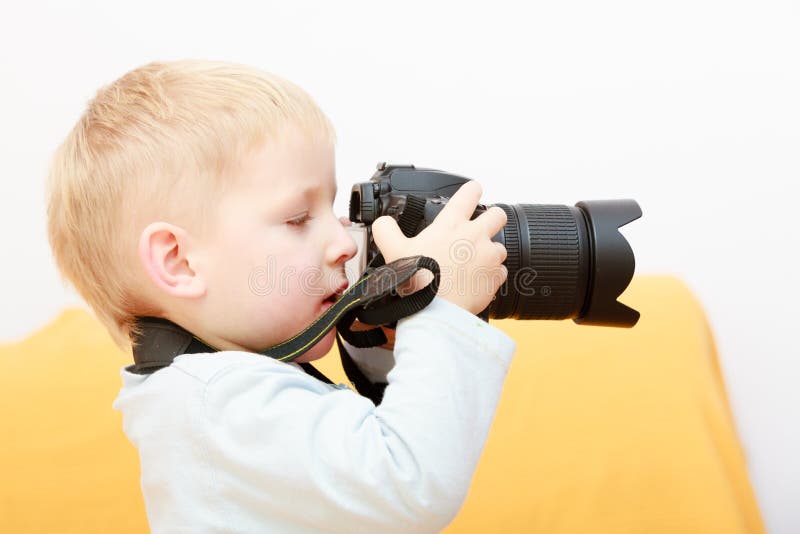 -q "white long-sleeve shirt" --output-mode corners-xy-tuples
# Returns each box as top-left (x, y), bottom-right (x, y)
(112, 296), (516, 533)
